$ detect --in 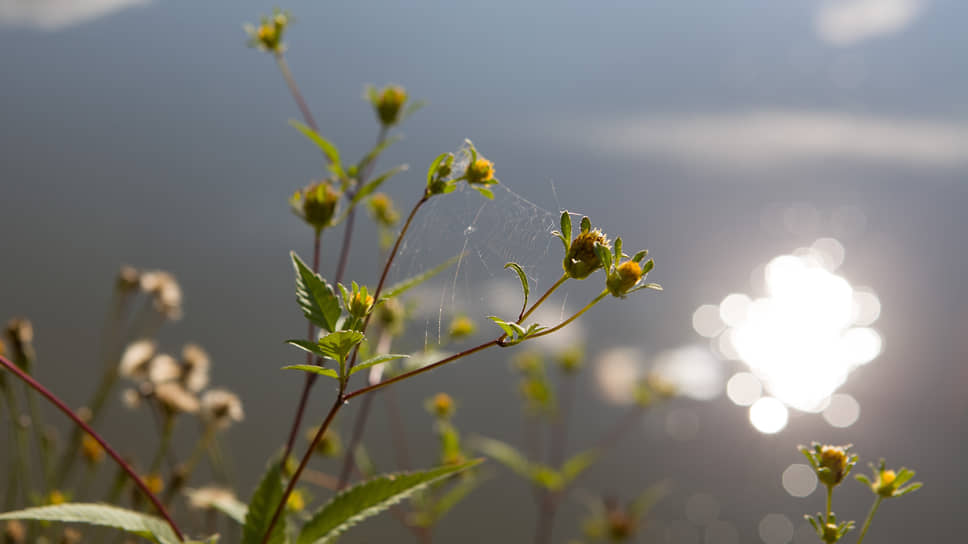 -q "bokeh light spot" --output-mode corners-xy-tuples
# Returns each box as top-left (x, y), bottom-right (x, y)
(652, 346), (723, 401)
(759, 513), (794, 544)
(726, 372), (762, 406)
(822, 393), (861, 428)
(719, 293), (752, 327)
(782, 464), (818, 497)
(750, 397), (788, 434)
(693, 304), (725, 338)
